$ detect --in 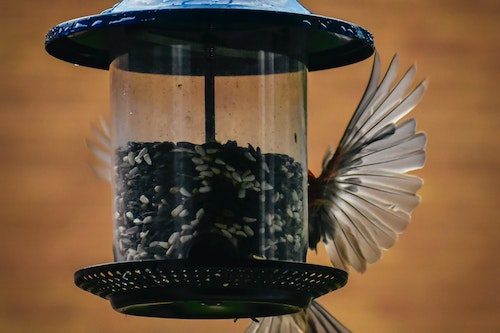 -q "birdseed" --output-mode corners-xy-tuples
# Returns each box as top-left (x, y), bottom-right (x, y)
(113, 141), (306, 262)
